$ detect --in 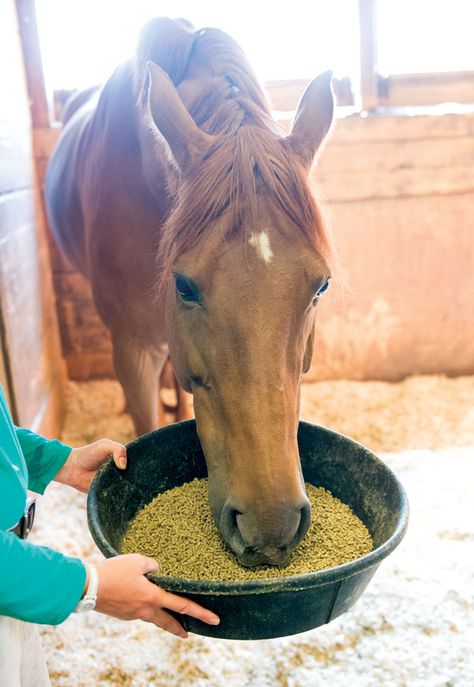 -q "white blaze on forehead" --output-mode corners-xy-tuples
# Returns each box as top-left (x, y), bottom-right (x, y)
(249, 230), (273, 263)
